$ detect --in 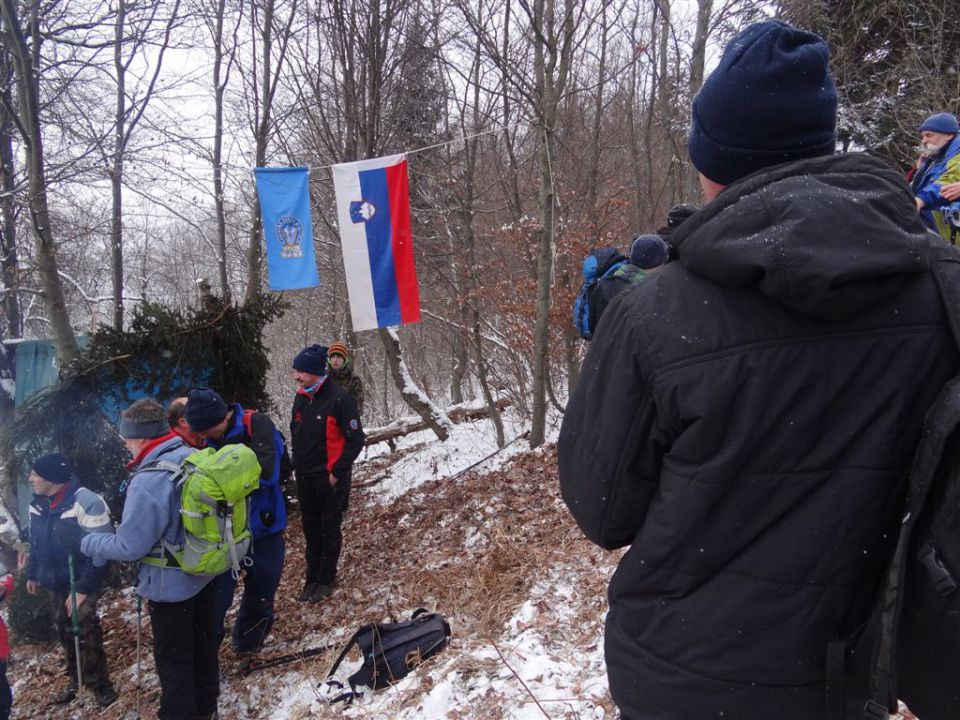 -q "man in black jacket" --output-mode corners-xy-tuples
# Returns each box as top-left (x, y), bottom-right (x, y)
(290, 344), (365, 603)
(559, 20), (960, 720)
